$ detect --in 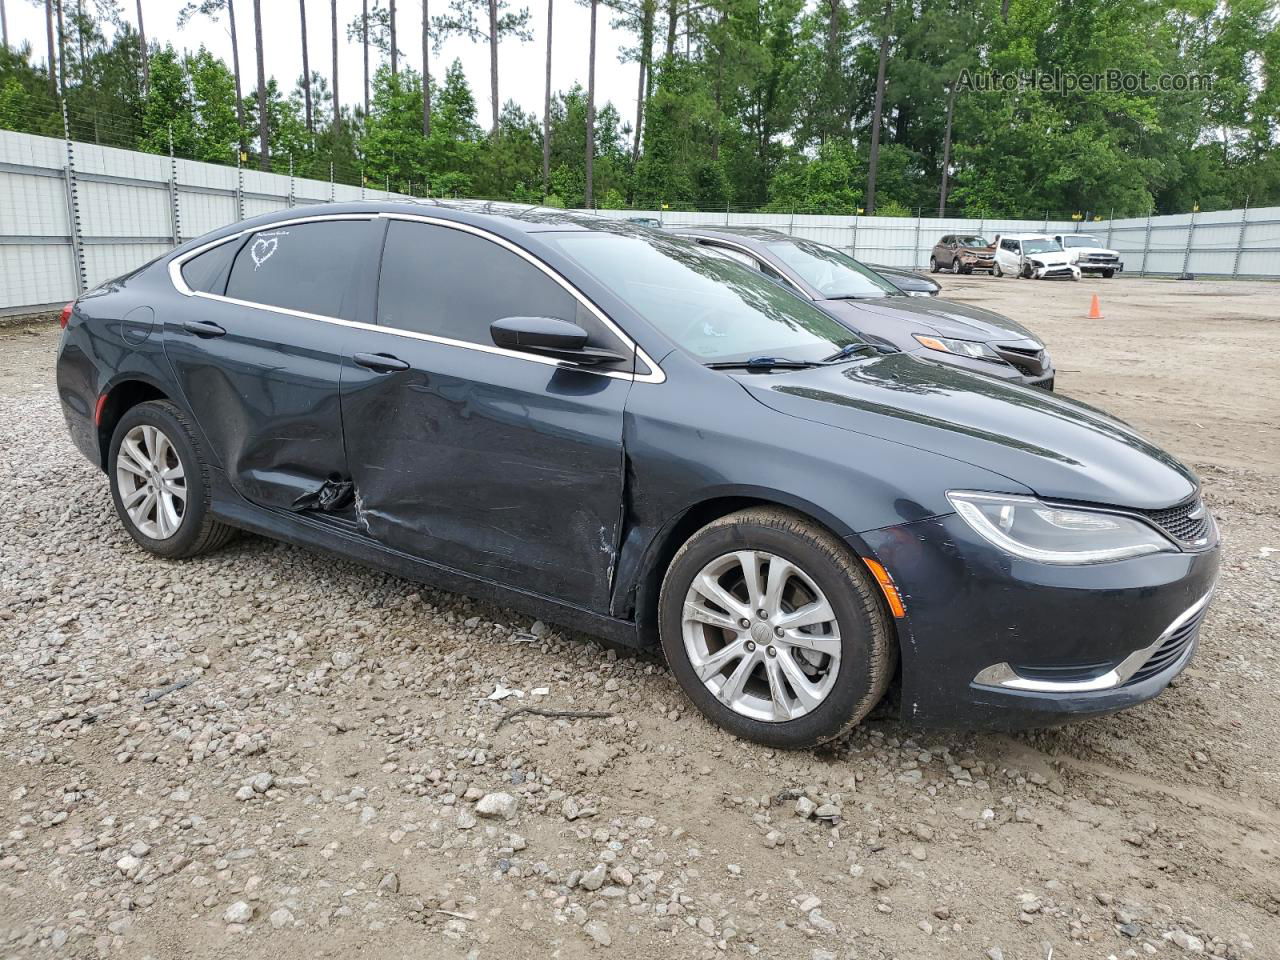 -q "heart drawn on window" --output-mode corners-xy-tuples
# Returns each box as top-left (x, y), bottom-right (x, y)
(250, 236), (279, 270)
